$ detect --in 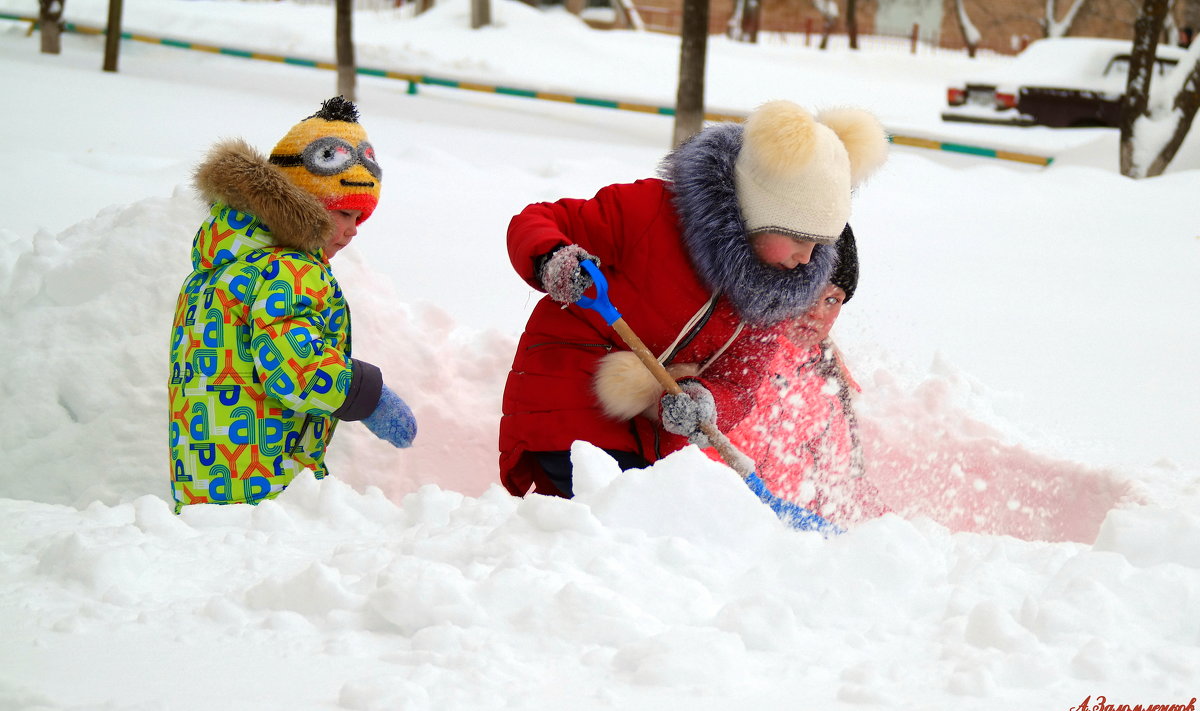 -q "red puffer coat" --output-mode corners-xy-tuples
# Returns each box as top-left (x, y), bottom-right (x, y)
(500, 123), (840, 496)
